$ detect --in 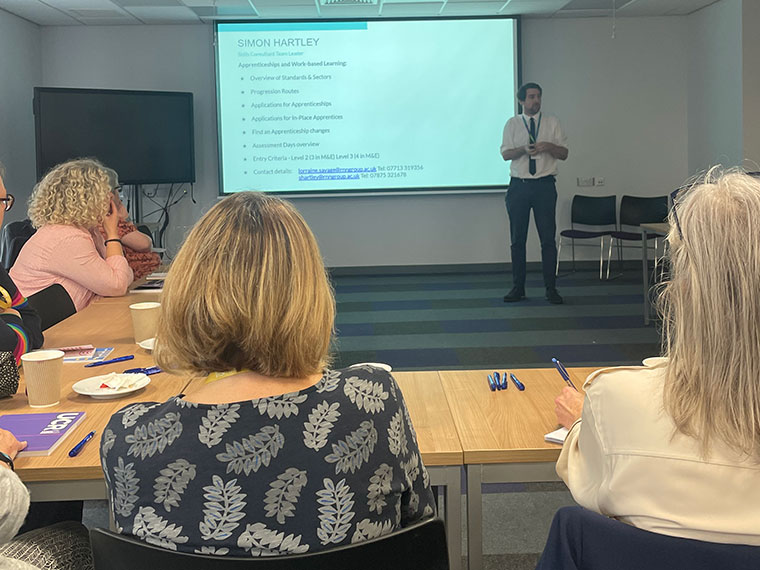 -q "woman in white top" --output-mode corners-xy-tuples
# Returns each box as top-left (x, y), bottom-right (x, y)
(554, 169), (760, 545)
